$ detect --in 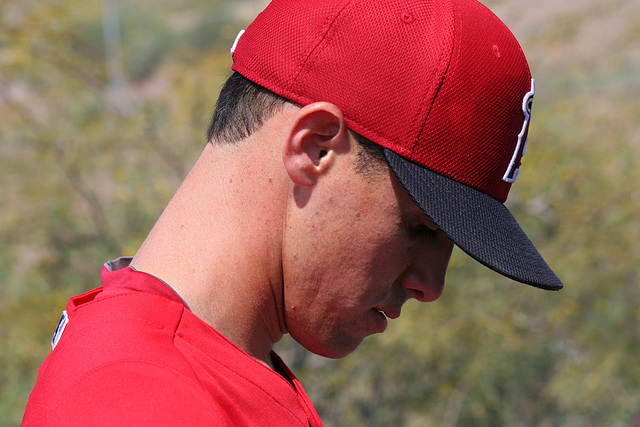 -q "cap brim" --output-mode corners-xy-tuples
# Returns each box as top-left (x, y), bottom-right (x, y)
(384, 149), (563, 291)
